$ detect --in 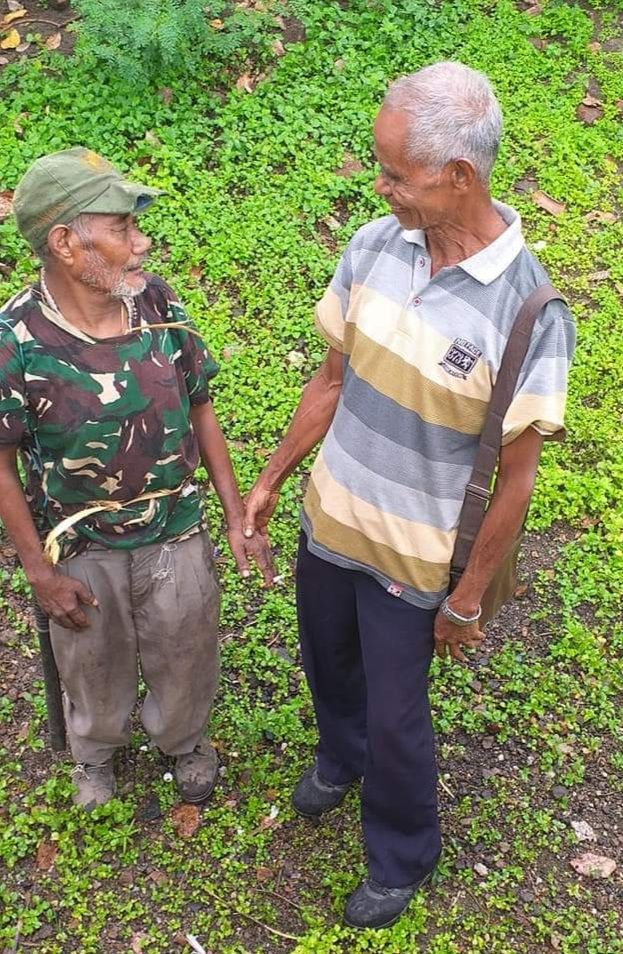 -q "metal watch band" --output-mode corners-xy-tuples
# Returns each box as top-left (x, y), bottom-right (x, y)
(440, 597), (482, 627)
